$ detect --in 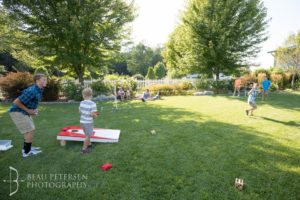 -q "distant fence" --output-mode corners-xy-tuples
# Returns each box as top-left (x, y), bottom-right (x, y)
(61, 78), (199, 89)
(0, 78), (221, 99)
(135, 79), (198, 89)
